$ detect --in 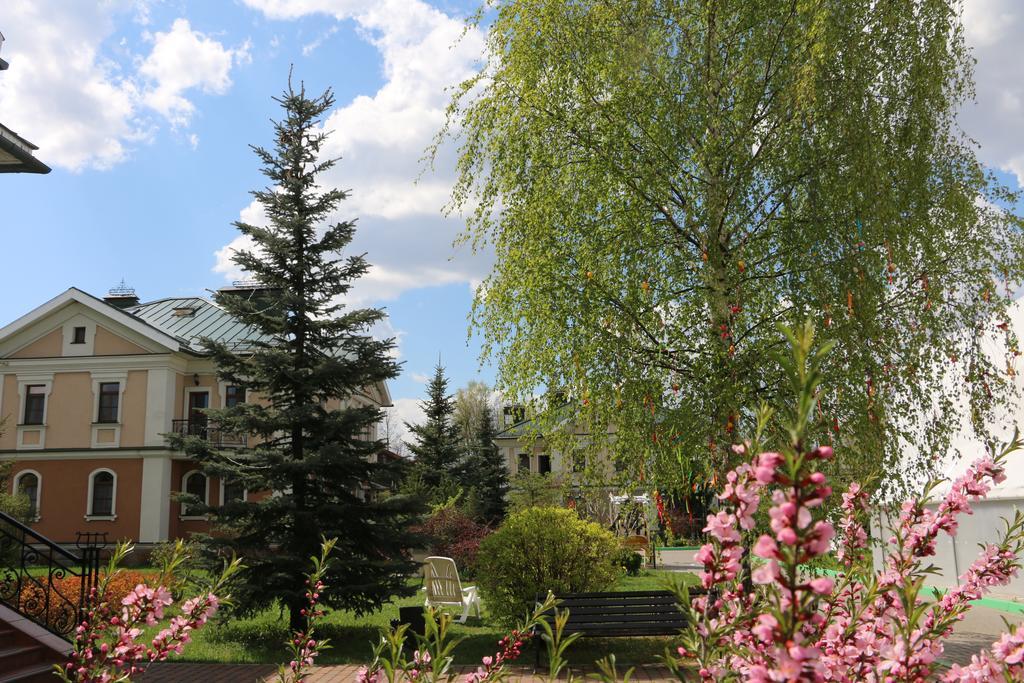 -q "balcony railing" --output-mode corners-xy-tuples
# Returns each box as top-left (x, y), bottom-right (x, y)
(0, 512), (104, 639)
(171, 419), (247, 447)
